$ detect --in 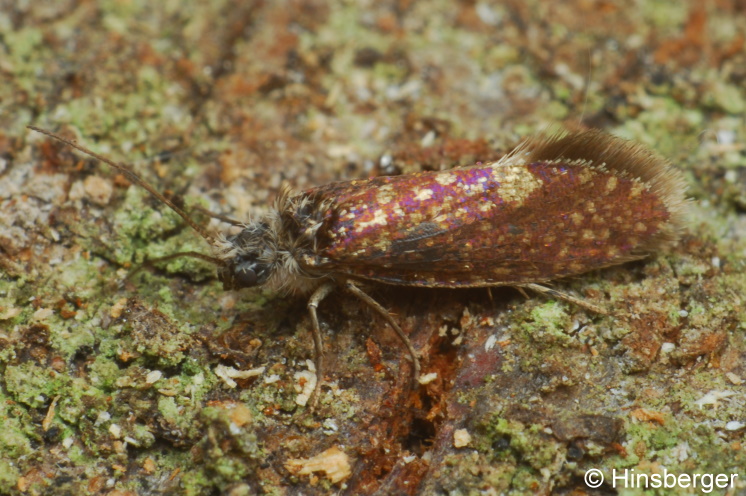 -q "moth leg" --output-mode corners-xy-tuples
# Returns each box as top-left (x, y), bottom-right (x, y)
(306, 281), (336, 410)
(515, 286), (531, 300)
(344, 281), (421, 386)
(486, 287), (494, 304)
(519, 283), (608, 315)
